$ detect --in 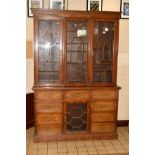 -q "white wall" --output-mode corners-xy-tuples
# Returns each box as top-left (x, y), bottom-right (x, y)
(118, 20), (129, 120)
